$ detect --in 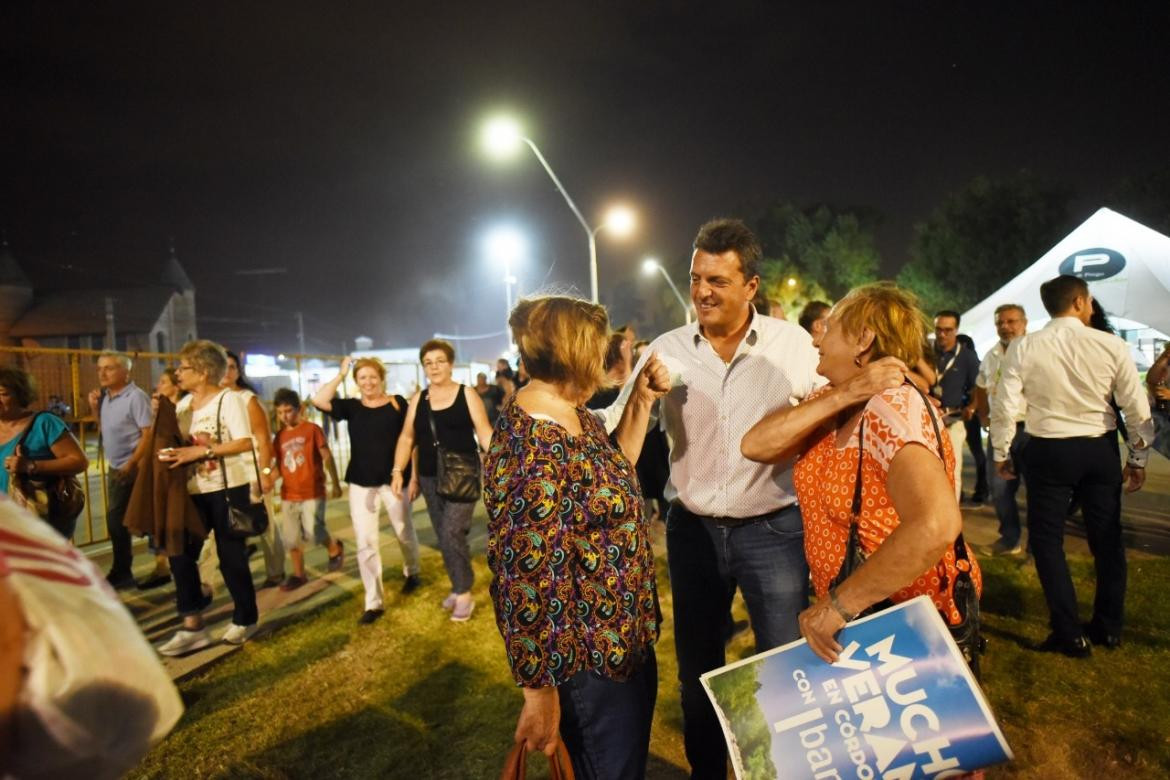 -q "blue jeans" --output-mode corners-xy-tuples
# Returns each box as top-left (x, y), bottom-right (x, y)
(988, 424), (1028, 548)
(557, 649), (657, 780)
(666, 503), (808, 779)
